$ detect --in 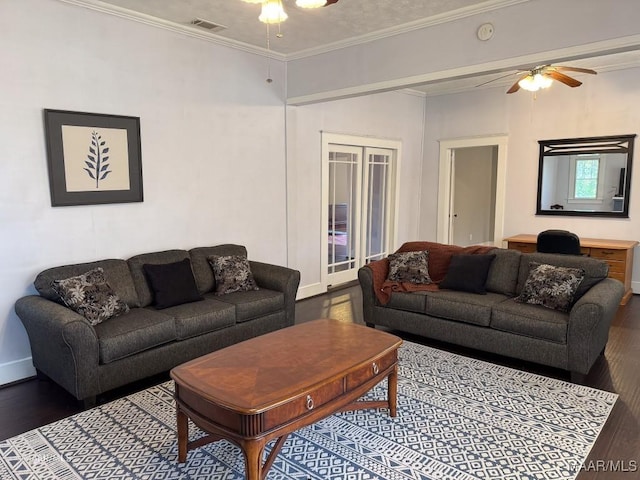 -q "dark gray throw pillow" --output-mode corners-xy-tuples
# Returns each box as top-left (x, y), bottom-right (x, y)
(143, 258), (203, 309)
(439, 254), (496, 294)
